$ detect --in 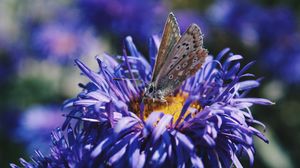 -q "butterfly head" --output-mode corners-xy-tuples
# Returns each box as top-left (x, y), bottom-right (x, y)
(143, 83), (165, 101)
